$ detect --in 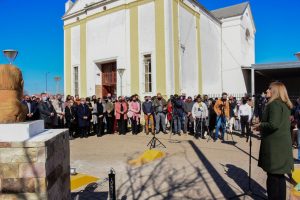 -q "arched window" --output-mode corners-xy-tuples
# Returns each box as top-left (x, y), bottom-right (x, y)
(246, 28), (251, 41)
